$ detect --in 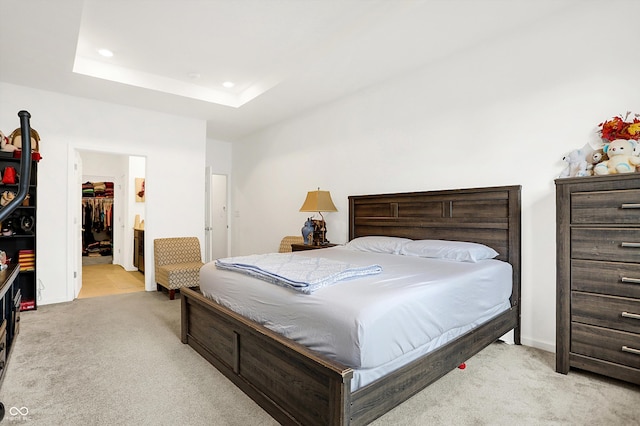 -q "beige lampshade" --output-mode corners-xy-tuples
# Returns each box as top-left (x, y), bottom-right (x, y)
(299, 189), (338, 213)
